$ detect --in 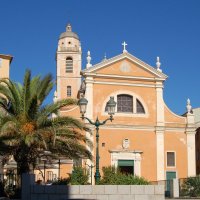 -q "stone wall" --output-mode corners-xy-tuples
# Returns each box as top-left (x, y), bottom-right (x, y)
(21, 174), (165, 200)
(29, 185), (164, 200)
